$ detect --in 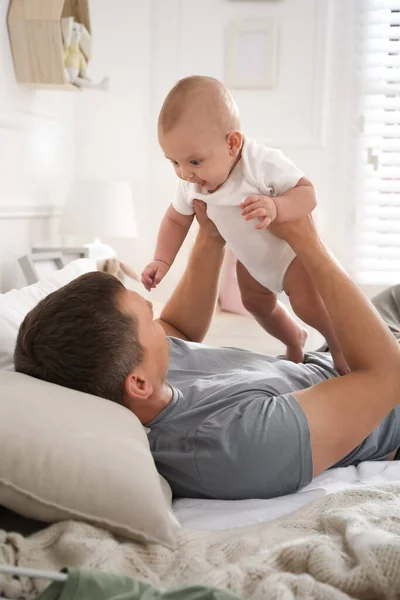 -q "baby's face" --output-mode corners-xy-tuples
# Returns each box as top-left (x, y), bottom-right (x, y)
(159, 122), (239, 192)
